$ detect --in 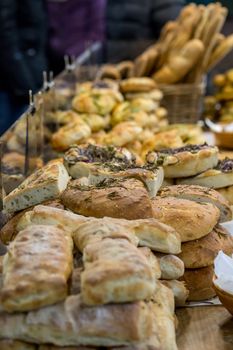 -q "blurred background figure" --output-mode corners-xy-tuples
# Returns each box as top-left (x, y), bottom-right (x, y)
(0, 0), (48, 134)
